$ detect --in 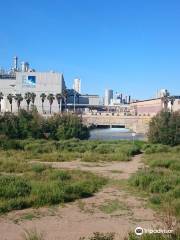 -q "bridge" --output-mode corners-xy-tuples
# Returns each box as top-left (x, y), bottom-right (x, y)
(82, 114), (152, 134)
